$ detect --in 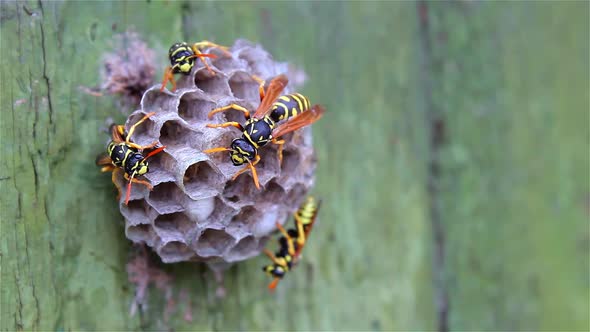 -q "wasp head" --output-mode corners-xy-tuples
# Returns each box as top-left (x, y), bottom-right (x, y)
(125, 153), (149, 176)
(169, 42), (195, 74)
(263, 264), (286, 278)
(229, 138), (256, 166)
